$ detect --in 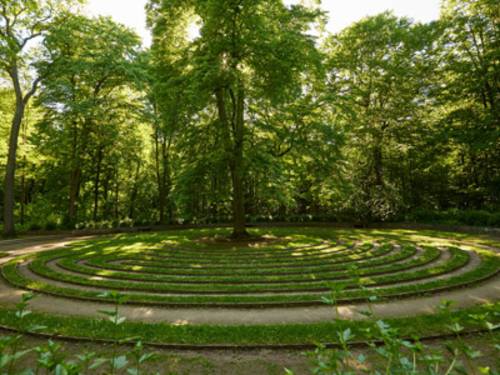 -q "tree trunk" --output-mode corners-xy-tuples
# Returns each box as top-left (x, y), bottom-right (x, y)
(68, 167), (81, 225)
(92, 147), (103, 222)
(215, 86), (247, 238)
(154, 127), (167, 224)
(162, 143), (173, 223)
(3, 96), (24, 237)
(229, 84), (247, 238)
(67, 118), (81, 227)
(114, 169), (120, 219)
(19, 110), (29, 226)
(129, 162), (141, 220)
(373, 145), (383, 187)
(3, 64), (39, 236)
(20, 157), (26, 226)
